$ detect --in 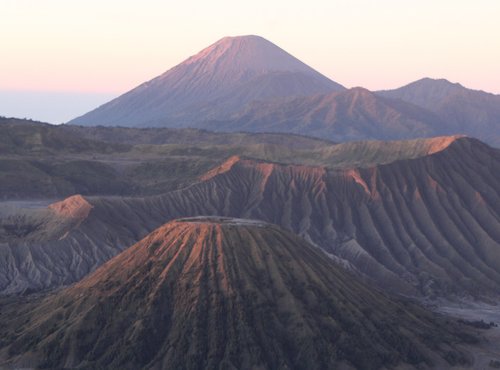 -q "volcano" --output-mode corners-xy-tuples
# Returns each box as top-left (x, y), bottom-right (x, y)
(0, 217), (473, 369)
(2, 136), (500, 300)
(69, 35), (344, 127)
